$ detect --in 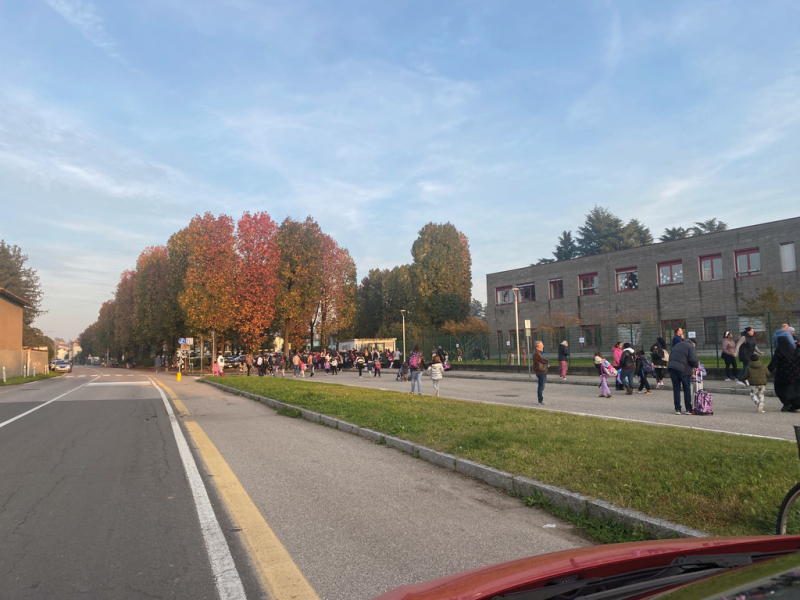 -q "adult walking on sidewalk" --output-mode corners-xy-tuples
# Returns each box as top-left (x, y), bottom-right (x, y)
(533, 341), (549, 405)
(408, 345), (427, 395)
(735, 327), (761, 385)
(668, 338), (698, 415)
(558, 341), (569, 379)
(721, 331), (738, 381)
(618, 343), (636, 394)
(769, 336), (800, 412)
